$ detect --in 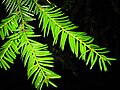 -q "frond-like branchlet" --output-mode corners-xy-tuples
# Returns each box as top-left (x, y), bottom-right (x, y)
(0, 33), (20, 70)
(18, 24), (61, 90)
(0, 13), (19, 40)
(0, 0), (117, 90)
(1, 1), (61, 89)
(2, 0), (18, 14)
(36, 5), (116, 71)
